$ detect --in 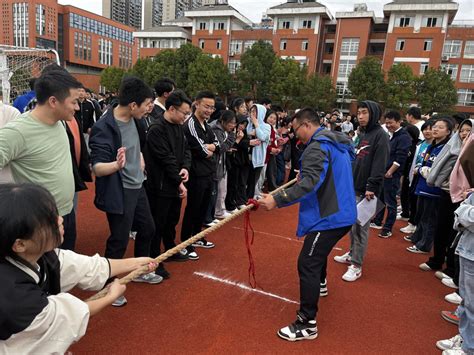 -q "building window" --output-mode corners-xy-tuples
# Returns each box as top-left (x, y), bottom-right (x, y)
(243, 40), (256, 52)
(302, 40), (309, 51)
(74, 32), (78, 57)
(199, 39), (204, 49)
(36, 4), (46, 35)
(300, 19), (313, 29)
(423, 17), (439, 27)
(280, 39), (287, 50)
(214, 22), (225, 30)
(199, 22), (207, 30)
(396, 39), (405, 51)
(420, 63), (429, 75)
(464, 41), (474, 59)
(397, 17), (413, 27)
(443, 40), (462, 59)
(216, 40), (221, 50)
(324, 42), (334, 54)
(13, 3), (29, 47)
(441, 64), (458, 81)
(336, 81), (350, 99)
(340, 38), (359, 56)
(337, 60), (356, 79)
(228, 59), (241, 74)
(458, 89), (474, 106)
(99, 38), (113, 65)
(278, 19), (292, 29)
(229, 40), (242, 54)
(424, 39), (432, 51)
(460, 65), (474, 83)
